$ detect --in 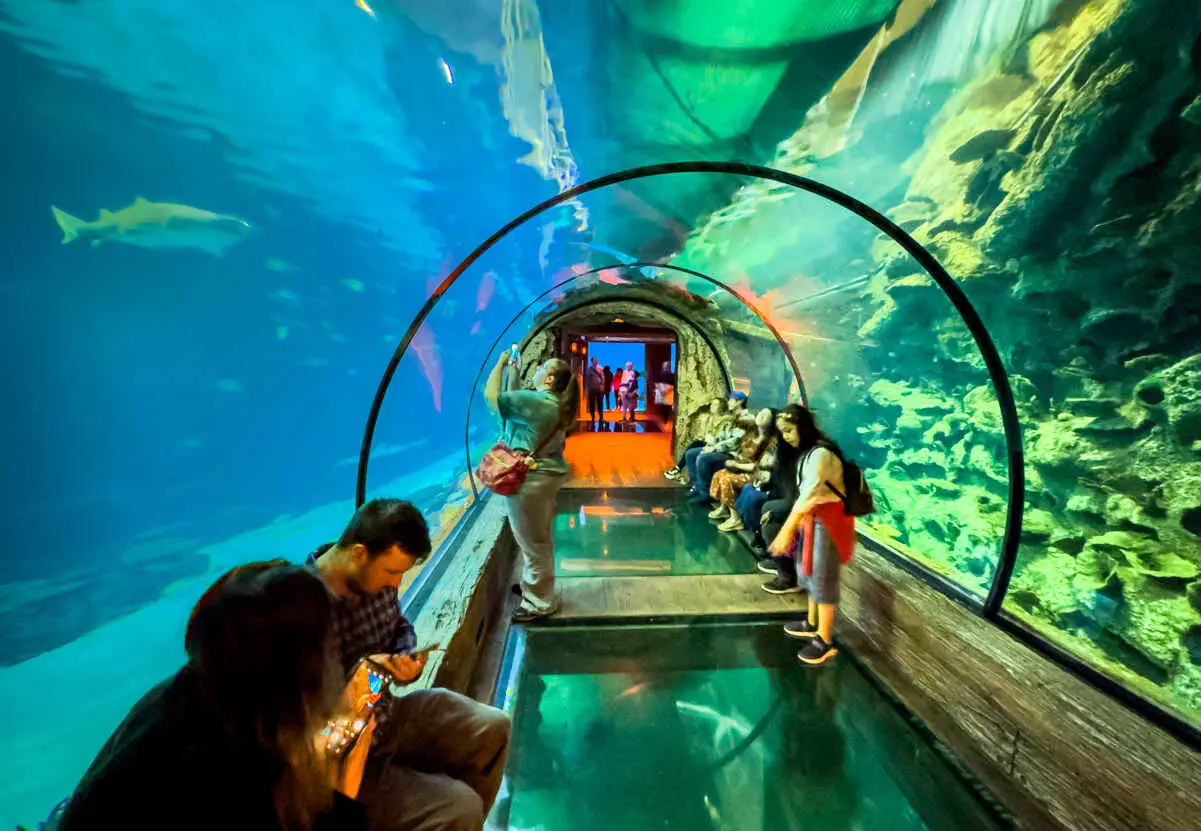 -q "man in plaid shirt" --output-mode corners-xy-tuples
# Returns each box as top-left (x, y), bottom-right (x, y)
(309, 498), (511, 831)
